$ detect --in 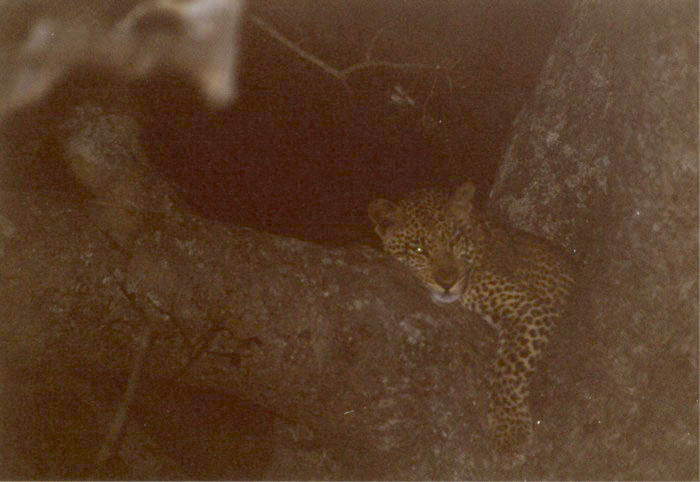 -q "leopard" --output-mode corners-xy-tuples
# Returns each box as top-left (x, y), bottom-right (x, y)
(368, 181), (575, 455)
